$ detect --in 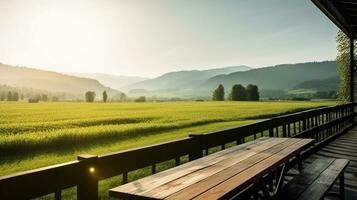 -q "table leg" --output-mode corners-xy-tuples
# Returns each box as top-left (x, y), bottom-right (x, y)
(275, 163), (287, 194)
(340, 172), (345, 200)
(258, 178), (271, 200)
(296, 154), (303, 171)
